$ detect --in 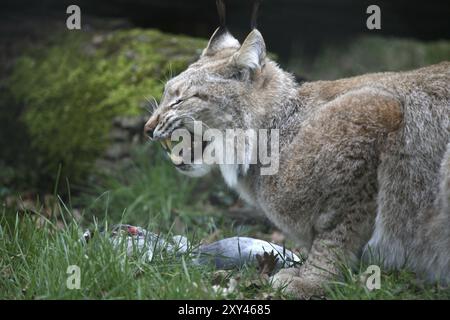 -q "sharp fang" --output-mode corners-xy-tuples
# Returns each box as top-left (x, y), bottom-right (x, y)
(161, 138), (172, 151)
(165, 139), (173, 149)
